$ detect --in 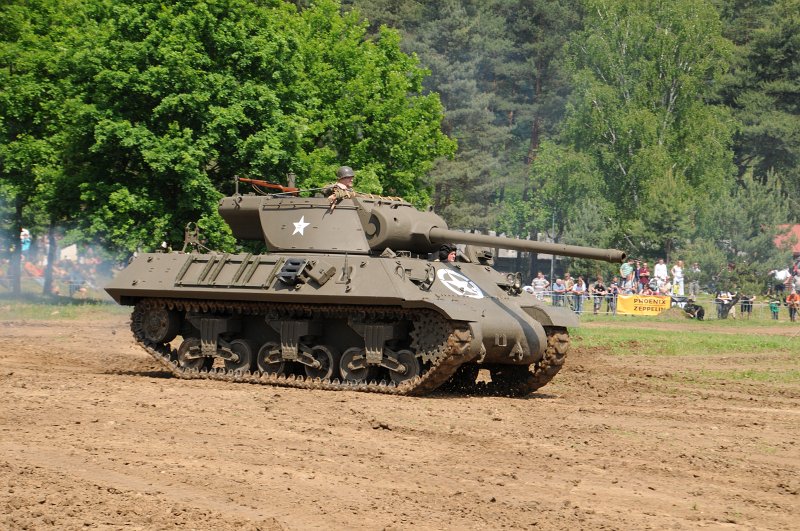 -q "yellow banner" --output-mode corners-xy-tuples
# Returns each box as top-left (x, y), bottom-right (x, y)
(616, 294), (671, 315)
